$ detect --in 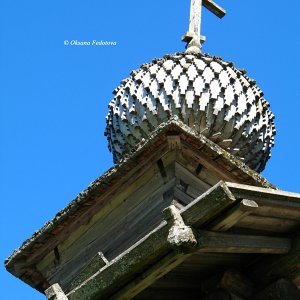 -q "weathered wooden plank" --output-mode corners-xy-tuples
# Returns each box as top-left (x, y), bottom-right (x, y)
(109, 252), (189, 300)
(38, 169), (177, 290)
(175, 162), (211, 195)
(225, 182), (300, 232)
(186, 184), (206, 199)
(182, 145), (239, 182)
(69, 252), (108, 290)
(250, 204), (300, 221)
(174, 187), (194, 205)
(197, 230), (291, 254)
(67, 223), (171, 300)
(175, 149), (221, 187)
(198, 167), (222, 186)
(226, 182), (300, 203)
(210, 199), (258, 231)
(235, 214), (299, 233)
(53, 180), (176, 290)
(174, 168), (210, 202)
(167, 135), (182, 150)
(25, 142), (172, 268)
(181, 181), (236, 227)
